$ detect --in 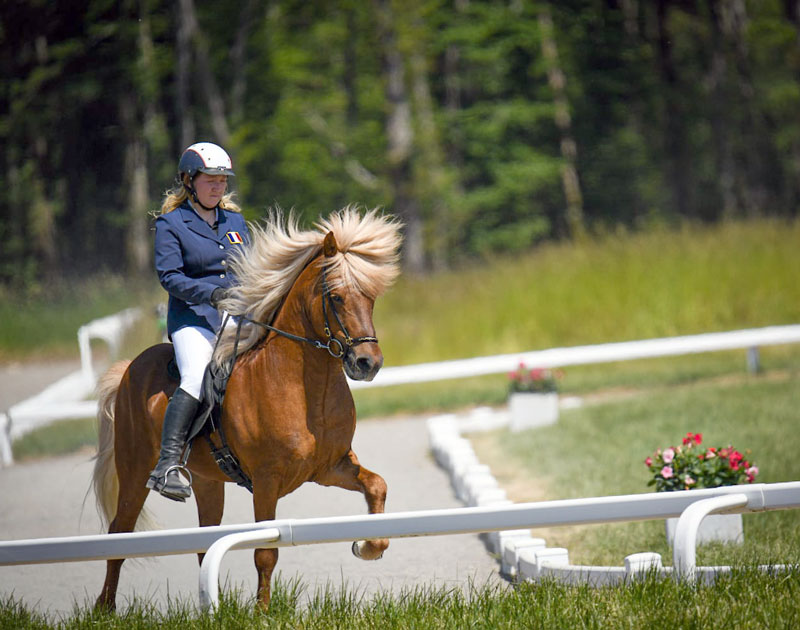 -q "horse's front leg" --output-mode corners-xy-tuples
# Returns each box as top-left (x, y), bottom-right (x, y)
(251, 479), (281, 611)
(316, 449), (389, 561)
